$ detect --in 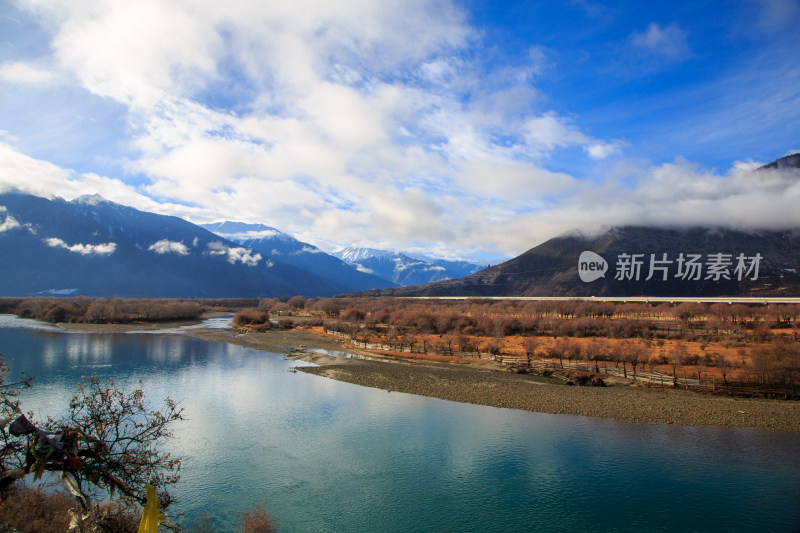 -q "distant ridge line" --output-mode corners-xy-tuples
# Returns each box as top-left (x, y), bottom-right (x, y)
(399, 296), (800, 304)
